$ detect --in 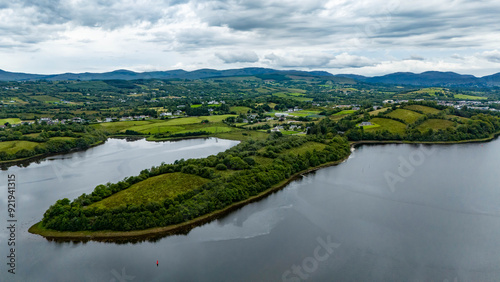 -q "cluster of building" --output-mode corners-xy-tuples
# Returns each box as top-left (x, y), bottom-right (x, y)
(437, 100), (500, 112)
(38, 117), (85, 125)
(270, 124), (303, 132)
(382, 99), (424, 104)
